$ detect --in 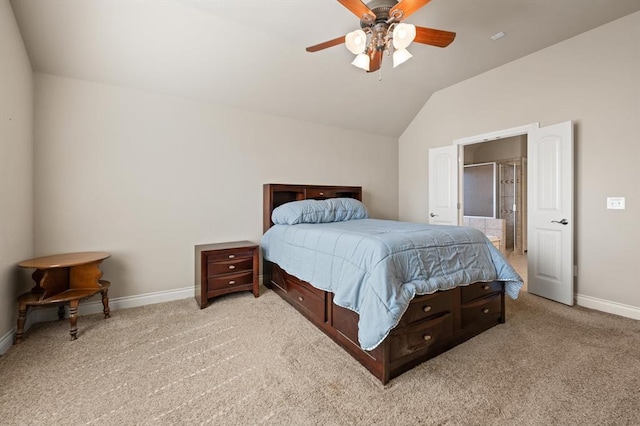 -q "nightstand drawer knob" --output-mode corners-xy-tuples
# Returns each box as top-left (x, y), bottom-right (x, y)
(229, 280), (236, 285)
(423, 306), (432, 313)
(482, 308), (490, 314)
(483, 285), (490, 290)
(229, 265), (236, 270)
(298, 296), (304, 302)
(423, 335), (432, 341)
(319, 192), (324, 196)
(228, 254), (235, 259)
